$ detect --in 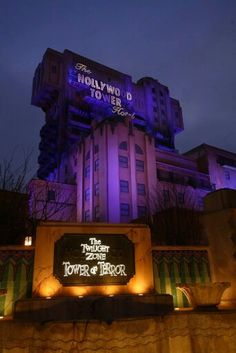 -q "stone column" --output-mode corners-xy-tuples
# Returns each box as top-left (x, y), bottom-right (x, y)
(203, 189), (236, 308)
